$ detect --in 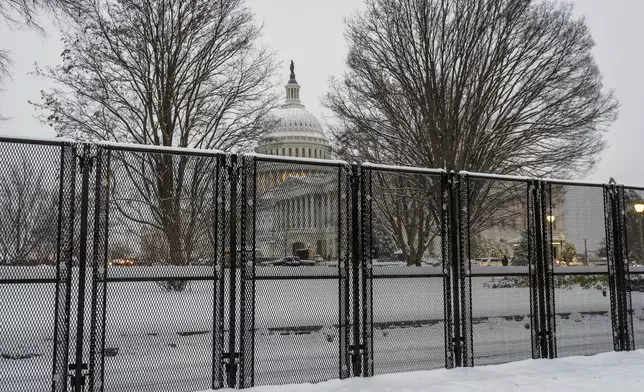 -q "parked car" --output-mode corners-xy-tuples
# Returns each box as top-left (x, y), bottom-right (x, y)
(474, 257), (503, 267)
(109, 258), (135, 267)
(268, 256), (302, 266)
(470, 259), (484, 267)
(421, 258), (441, 267)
